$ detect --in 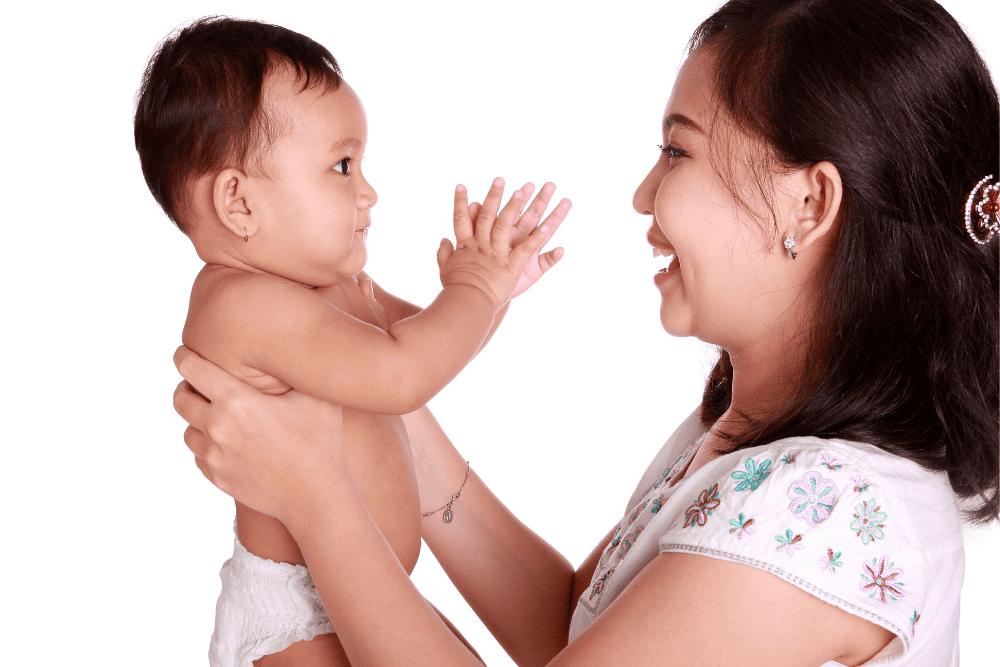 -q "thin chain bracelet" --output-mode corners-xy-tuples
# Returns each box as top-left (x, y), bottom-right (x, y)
(419, 461), (471, 523)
